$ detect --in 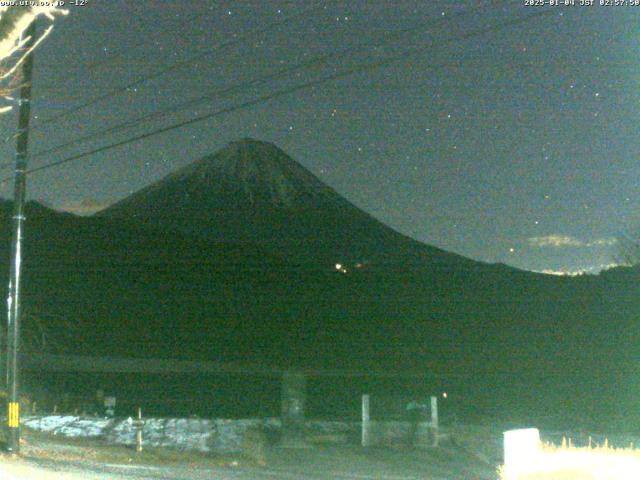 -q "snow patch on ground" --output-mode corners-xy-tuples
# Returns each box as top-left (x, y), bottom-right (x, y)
(23, 416), (432, 453)
(23, 415), (285, 453)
